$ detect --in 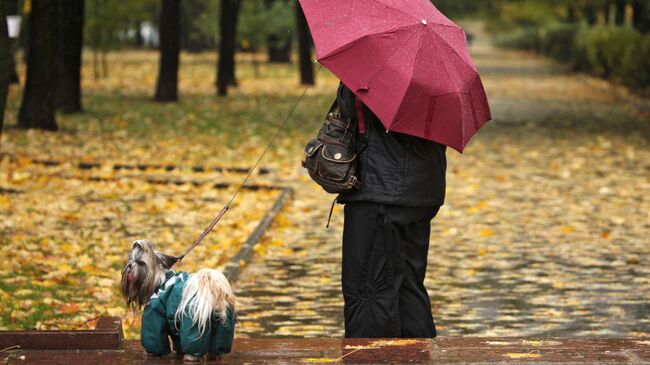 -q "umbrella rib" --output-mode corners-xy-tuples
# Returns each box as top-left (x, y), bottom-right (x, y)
(320, 22), (419, 61)
(361, 23), (422, 91)
(384, 25), (427, 132)
(359, 0), (460, 28)
(361, 0), (417, 23)
(468, 88), (480, 146)
(428, 21), (463, 30)
(432, 29), (459, 94)
(431, 29), (465, 145)
(429, 91), (471, 97)
(429, 26), (477, 72)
